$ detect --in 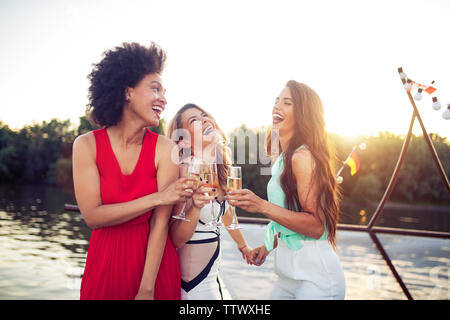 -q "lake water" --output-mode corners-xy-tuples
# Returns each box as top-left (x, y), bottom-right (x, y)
(0, 184), (449, 300)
